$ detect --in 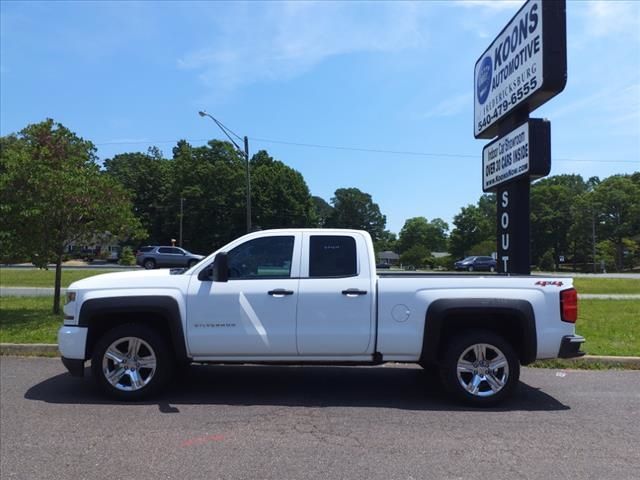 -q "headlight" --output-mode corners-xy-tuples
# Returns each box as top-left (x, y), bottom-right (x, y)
(65, 291), (77, 303)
